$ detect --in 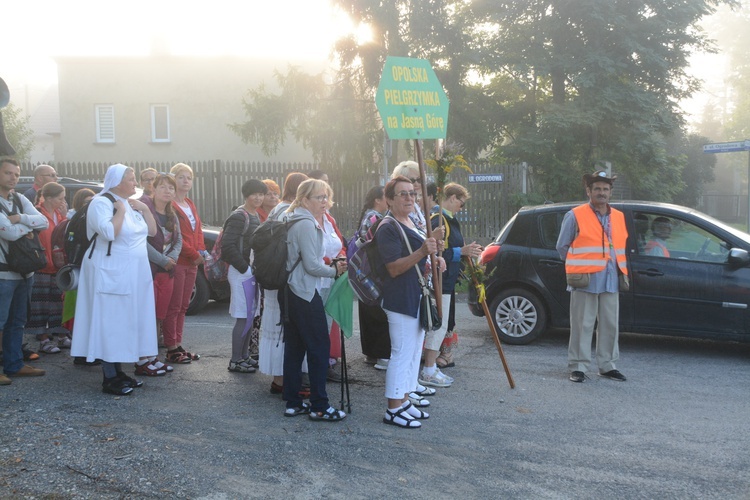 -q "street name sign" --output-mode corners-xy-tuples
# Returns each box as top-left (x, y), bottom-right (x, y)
(468, 173), (504, 183)
(703, 140), (750, 154)
(375, 56), (449, 140)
